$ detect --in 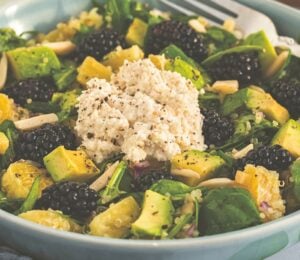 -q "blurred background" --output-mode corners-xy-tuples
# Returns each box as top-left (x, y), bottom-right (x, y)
(280, 0), (300, 8)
